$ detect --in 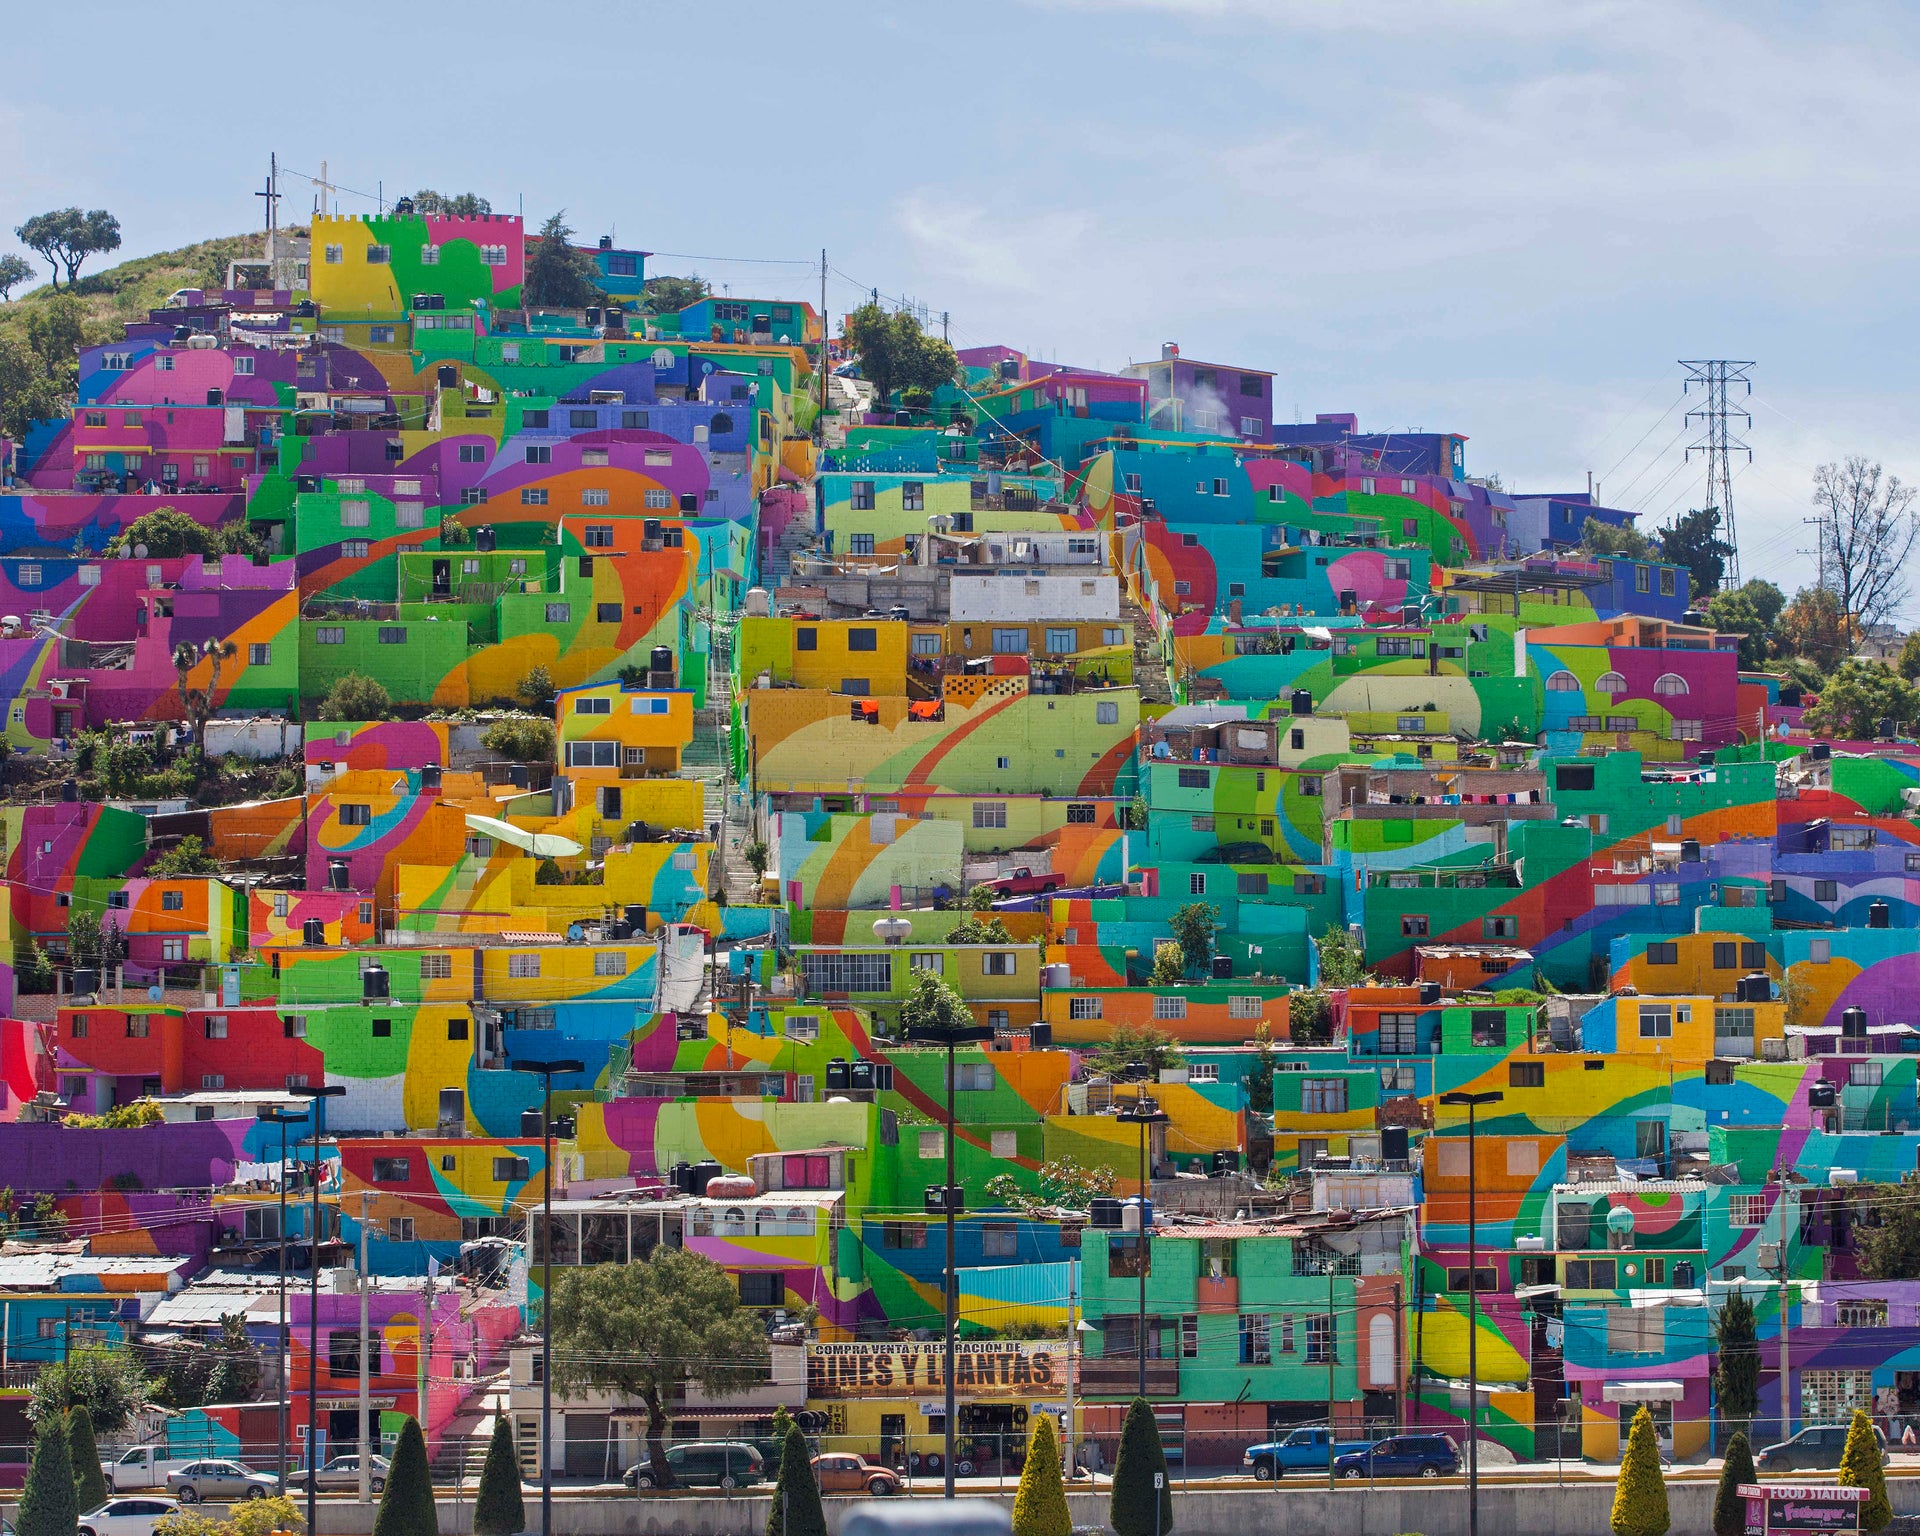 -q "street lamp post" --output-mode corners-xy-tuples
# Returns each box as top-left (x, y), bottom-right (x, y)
(899, 952), (993, 1502)
(1440, 1090), (1503, 1536)
(1115, 1096), (1169, 1400)
(258, 1105), (311, 1496)
(290, 1083), (346, 1536)
(509, 1058), (584, 1536)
